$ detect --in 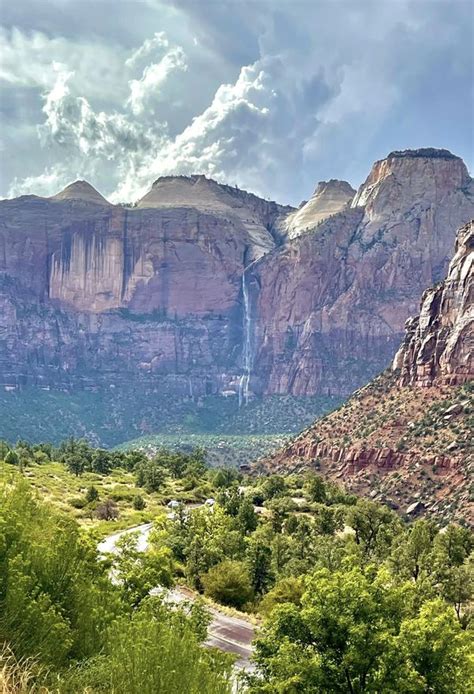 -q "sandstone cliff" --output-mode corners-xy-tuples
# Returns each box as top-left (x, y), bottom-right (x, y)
(394, 220), (473, 386)
(248, 149), (474, 397)
(284, 180), (355, 238)
(0, 151), (473, 443)
(257, 220), (474, 524)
